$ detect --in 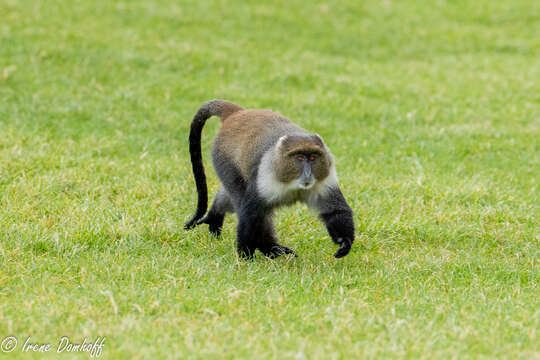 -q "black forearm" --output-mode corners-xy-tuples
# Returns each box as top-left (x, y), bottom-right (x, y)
(320, 208), (355, 244)
(317, 187), (355, 258)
